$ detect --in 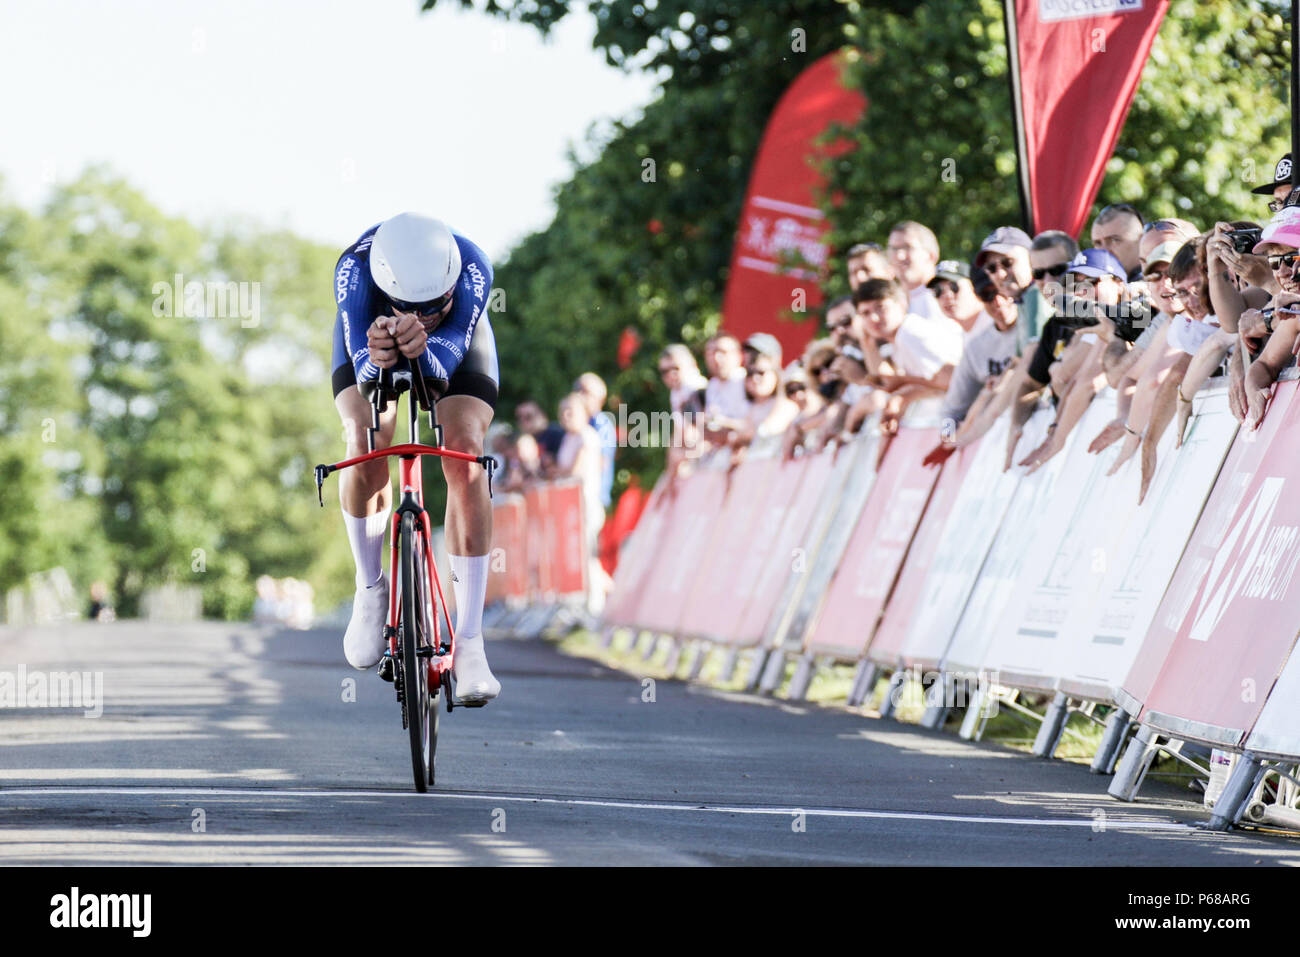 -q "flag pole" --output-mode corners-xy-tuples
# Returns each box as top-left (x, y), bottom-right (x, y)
(1292, 0), (1298, 188)
(1003, 0), (1033, 233)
